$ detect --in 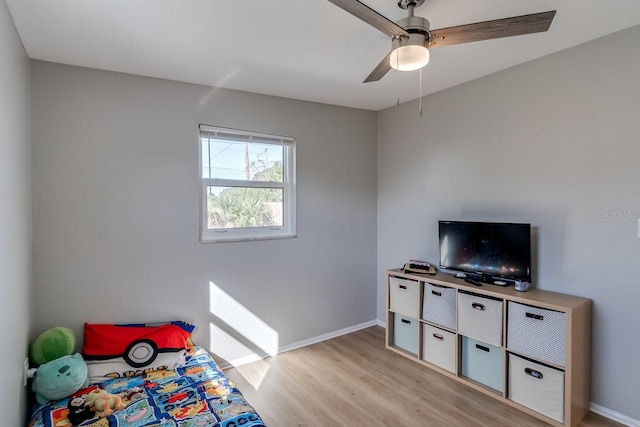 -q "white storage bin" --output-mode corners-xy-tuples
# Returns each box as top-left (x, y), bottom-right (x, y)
(422, 324), (456, 374)
(389, 276), (421, 318)
(508, 353), (565, 423)
(507, 301), (566, 367)
(422, 283), (456, 330)
(393, 314), (419, 356)
(461, 336), (504, 392)
(458, 291), (503, 347)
